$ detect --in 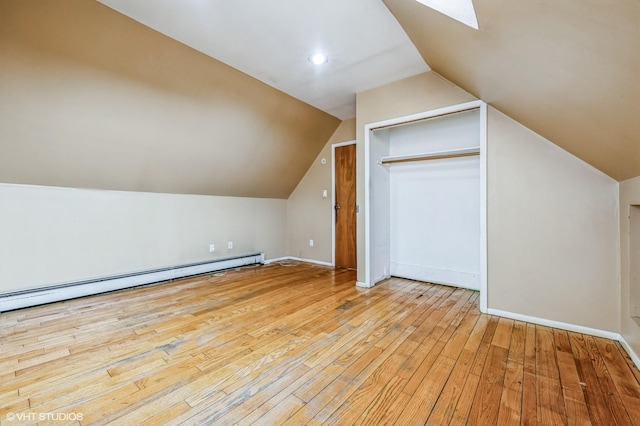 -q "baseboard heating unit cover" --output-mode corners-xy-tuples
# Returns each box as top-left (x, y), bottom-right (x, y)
(0, 253), (264, 312)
